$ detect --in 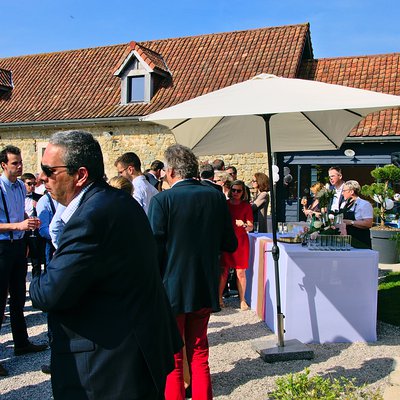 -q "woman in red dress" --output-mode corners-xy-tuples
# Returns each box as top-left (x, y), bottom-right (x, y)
(219, 180), (253, 310)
